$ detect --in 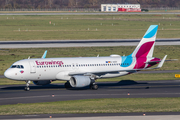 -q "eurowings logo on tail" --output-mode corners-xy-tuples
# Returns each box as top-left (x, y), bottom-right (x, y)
(120, 25), (159, 69)
(132, 25), (158, 69)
